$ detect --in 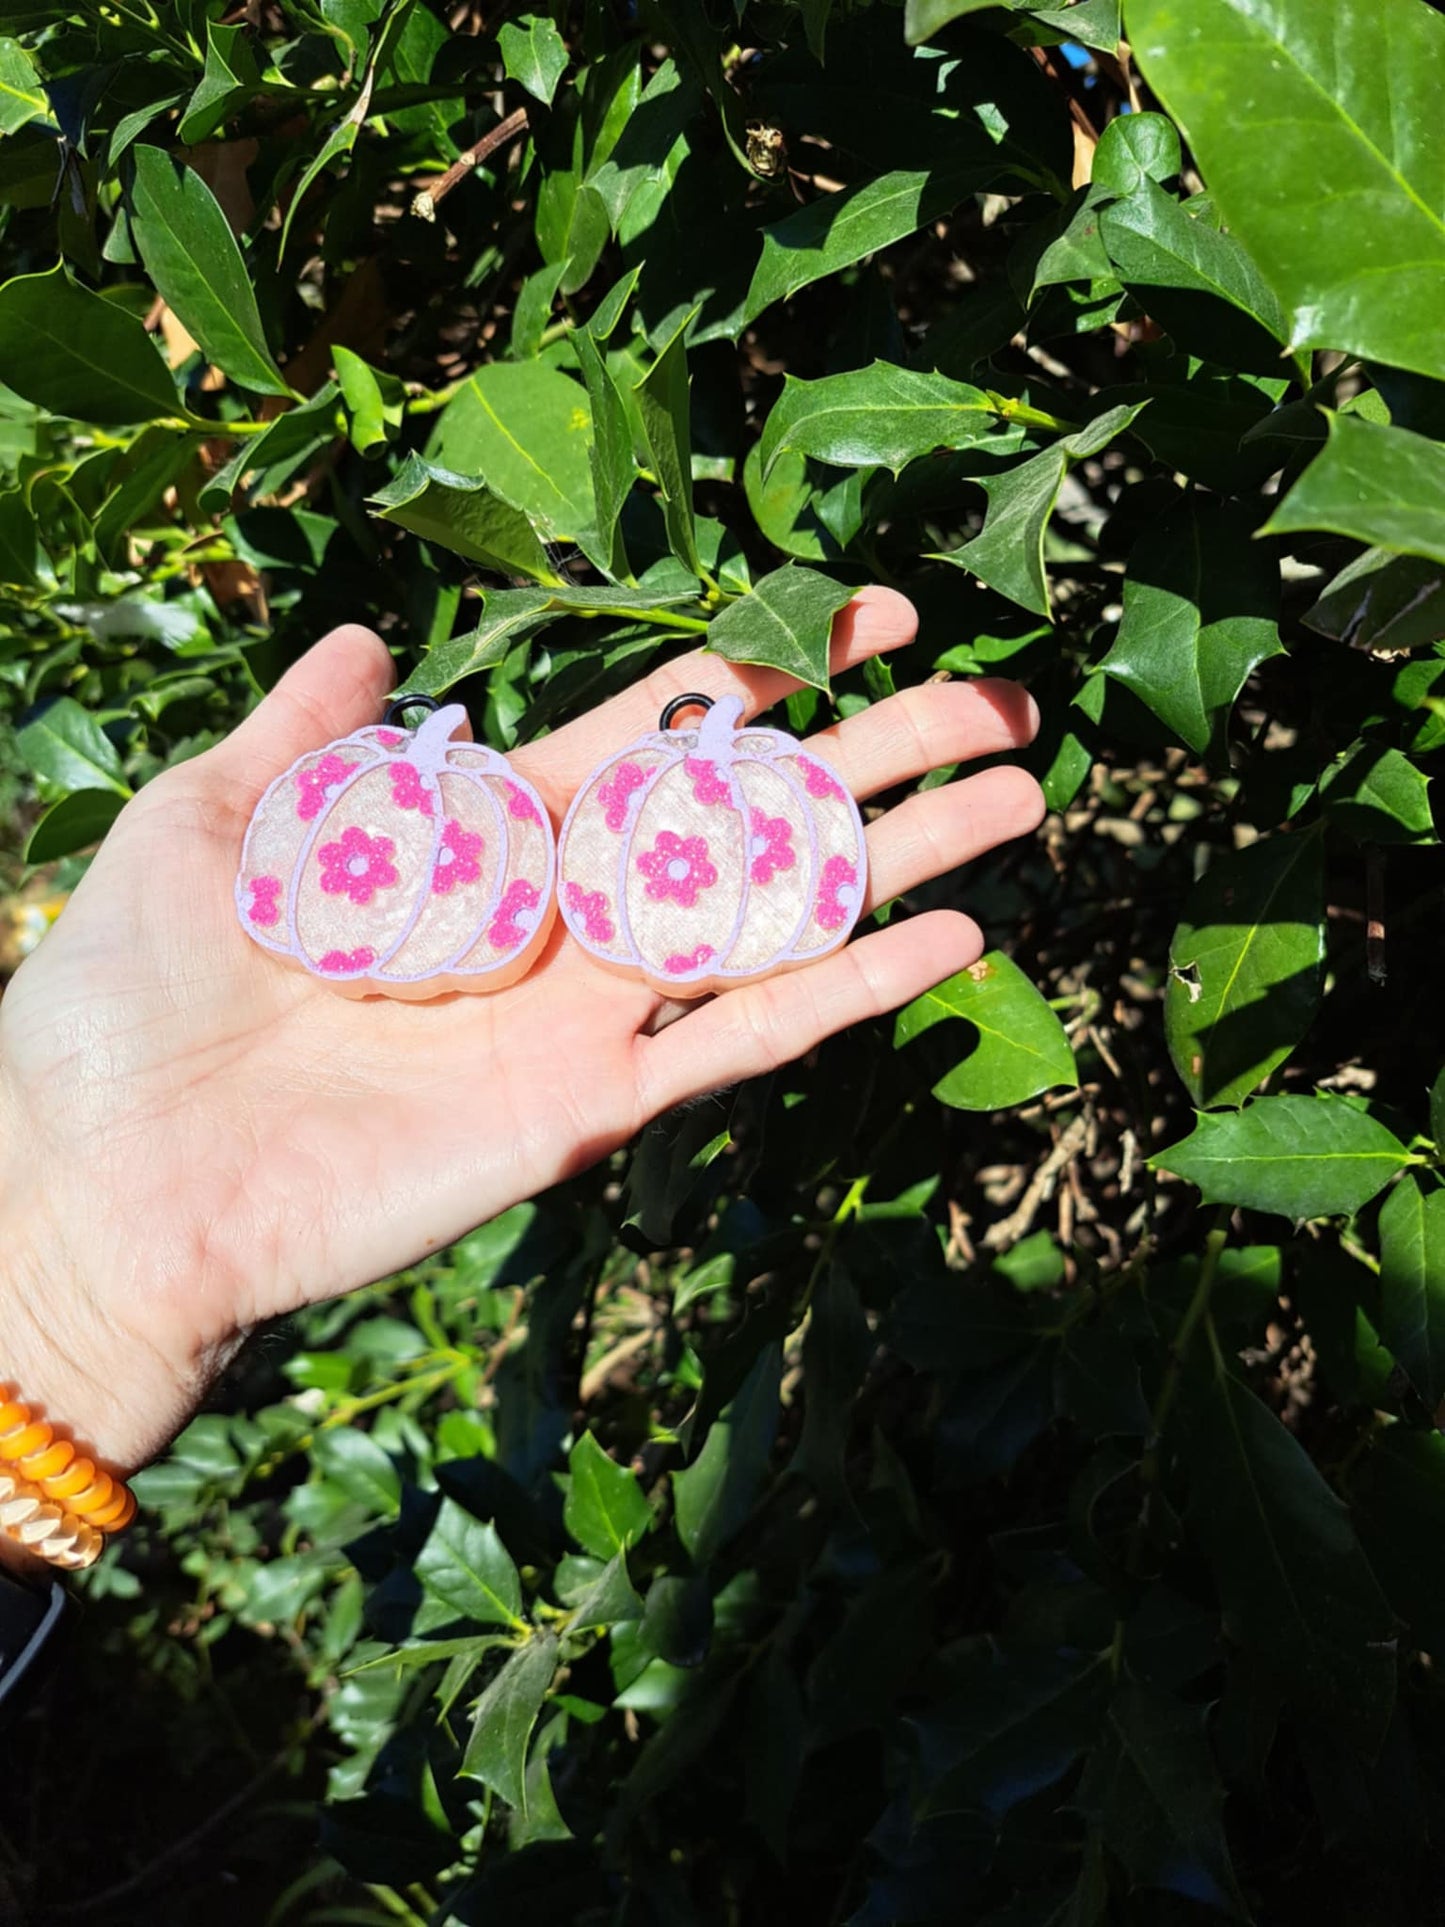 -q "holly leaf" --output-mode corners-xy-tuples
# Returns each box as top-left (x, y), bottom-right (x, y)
(129, 146), (291, 397)
(1098, 498), (1284, 754)
(0, 265), (179, 425)
(895, 951), (1077, 1109)
(705, 564), (855, 693)
(1378, 1173), (1445, 1408)
(1165, 828), (1325, 1108)
(564, 1432), (653, 1561)
(461, 1631), (558, 1811)
(1153, 1095), (1411, 1219)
